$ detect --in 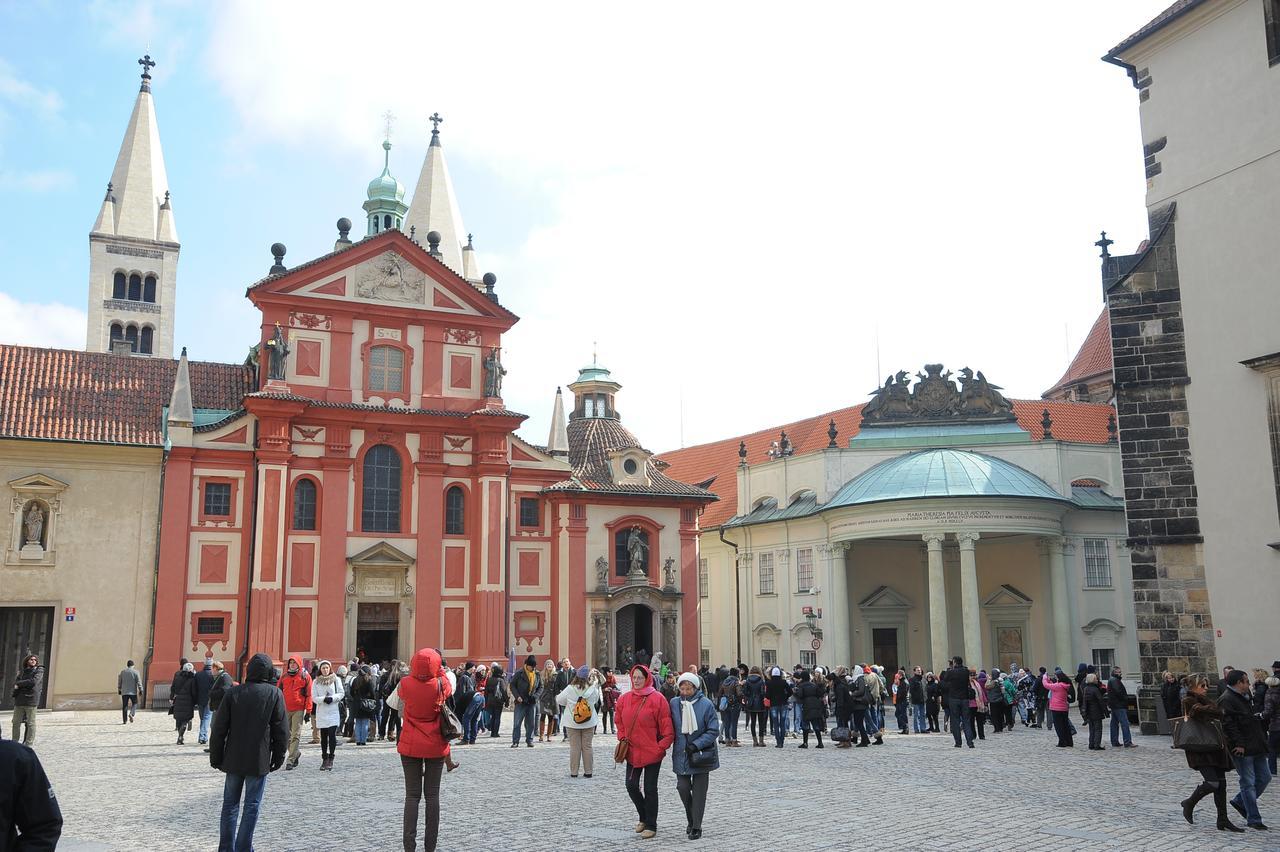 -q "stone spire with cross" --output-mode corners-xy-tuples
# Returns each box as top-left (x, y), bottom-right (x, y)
(404, 111), (471, 277)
